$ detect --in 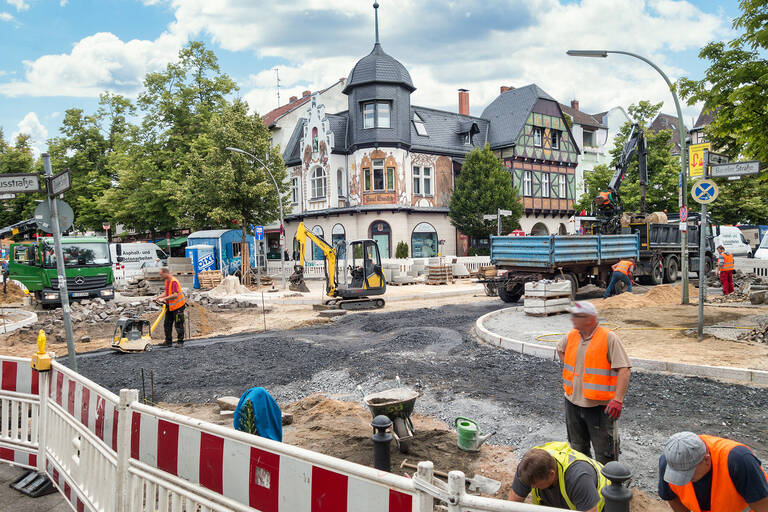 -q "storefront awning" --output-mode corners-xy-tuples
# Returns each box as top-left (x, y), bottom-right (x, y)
(155, 236), (188, 248)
